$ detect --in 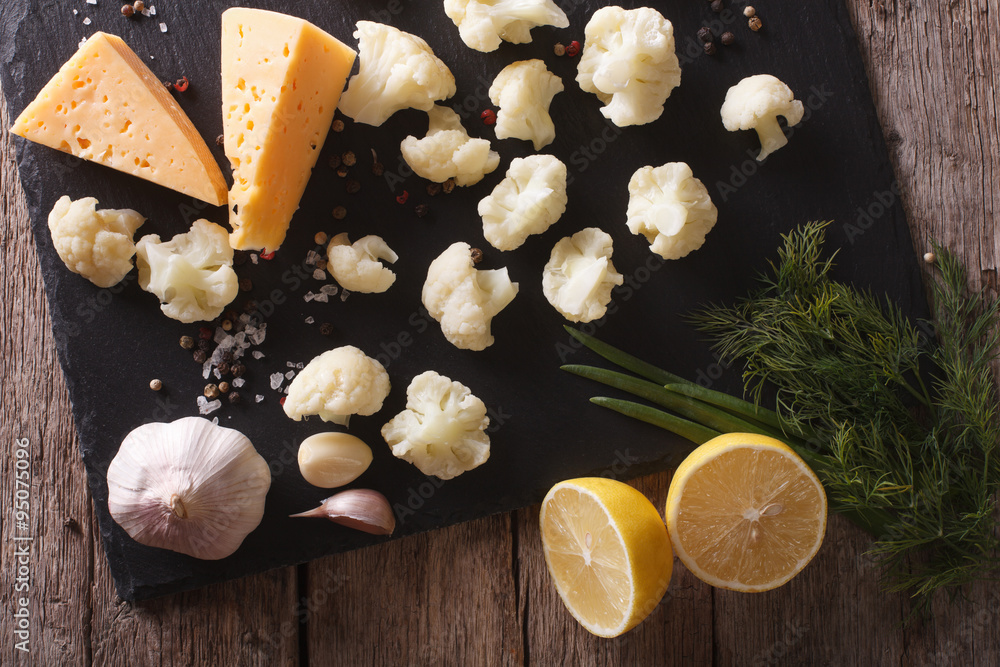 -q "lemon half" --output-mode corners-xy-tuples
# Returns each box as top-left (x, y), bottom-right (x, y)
(540, 477), (673, 637)
(665, 433), (828, 592)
